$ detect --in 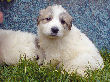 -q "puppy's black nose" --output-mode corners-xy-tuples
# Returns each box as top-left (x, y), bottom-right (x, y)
(51, 27), (59, 33)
